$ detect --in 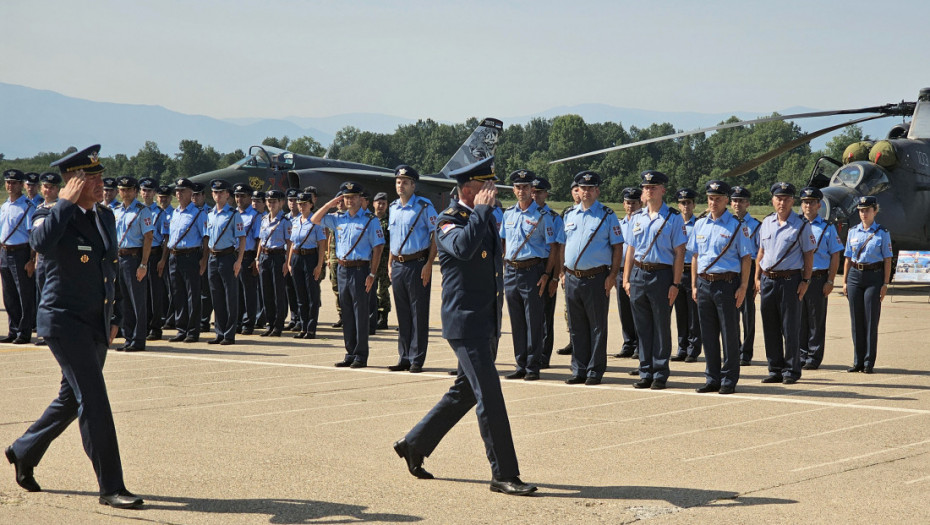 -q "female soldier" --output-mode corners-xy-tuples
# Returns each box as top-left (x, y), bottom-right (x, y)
(287, 190), (326, 339)
(255, 190), (290, 337)
(842, 196), (892, 373)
